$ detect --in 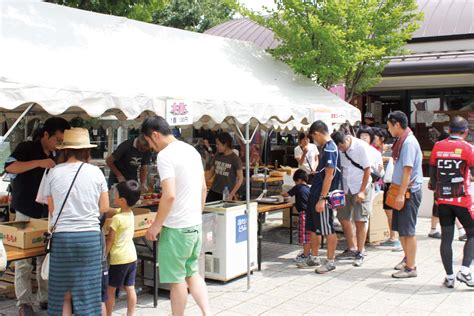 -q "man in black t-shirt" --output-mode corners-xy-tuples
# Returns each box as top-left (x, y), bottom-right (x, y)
(4, 117), (70, 314)
(106, 135), (152, 191)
